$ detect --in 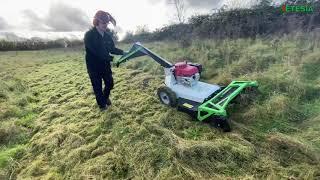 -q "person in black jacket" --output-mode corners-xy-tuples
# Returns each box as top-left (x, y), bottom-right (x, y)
(84, 10), (124, 110)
